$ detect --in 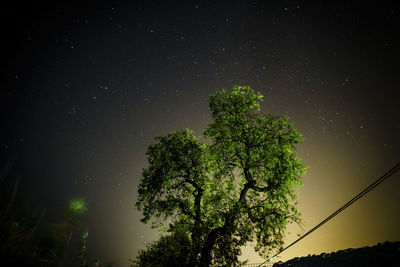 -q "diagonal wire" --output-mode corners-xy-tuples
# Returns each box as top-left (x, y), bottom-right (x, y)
(258, 162), (400, 267)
